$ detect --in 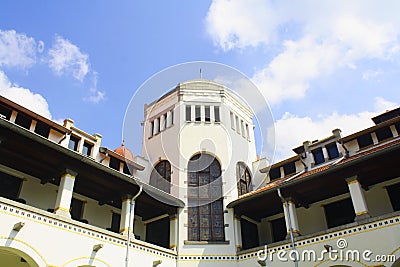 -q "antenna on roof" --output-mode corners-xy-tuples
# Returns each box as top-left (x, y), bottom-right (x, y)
(200, 68), (202, 79)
